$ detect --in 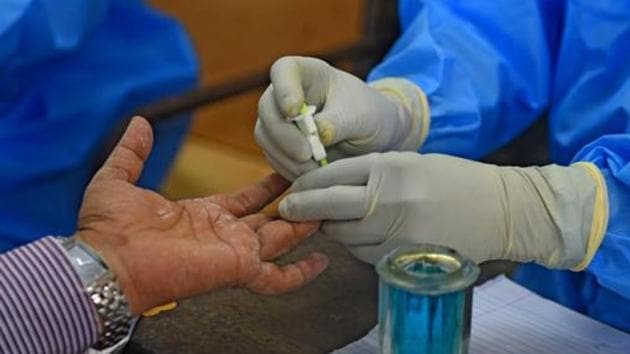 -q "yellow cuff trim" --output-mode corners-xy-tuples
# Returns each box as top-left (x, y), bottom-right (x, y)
(571, 162), (609, 271)
(142, 301), (177, 317)
(418, 88), (430, 146)
(414, 85), (430, 147)
(370, 78), (431, 150)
